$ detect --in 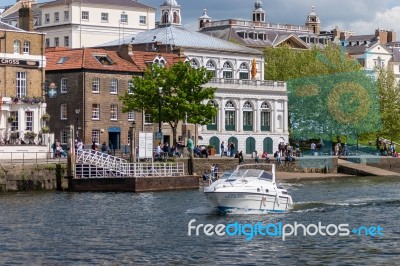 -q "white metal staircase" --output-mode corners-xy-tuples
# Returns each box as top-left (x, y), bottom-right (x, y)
(75, 149), (185, 178)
